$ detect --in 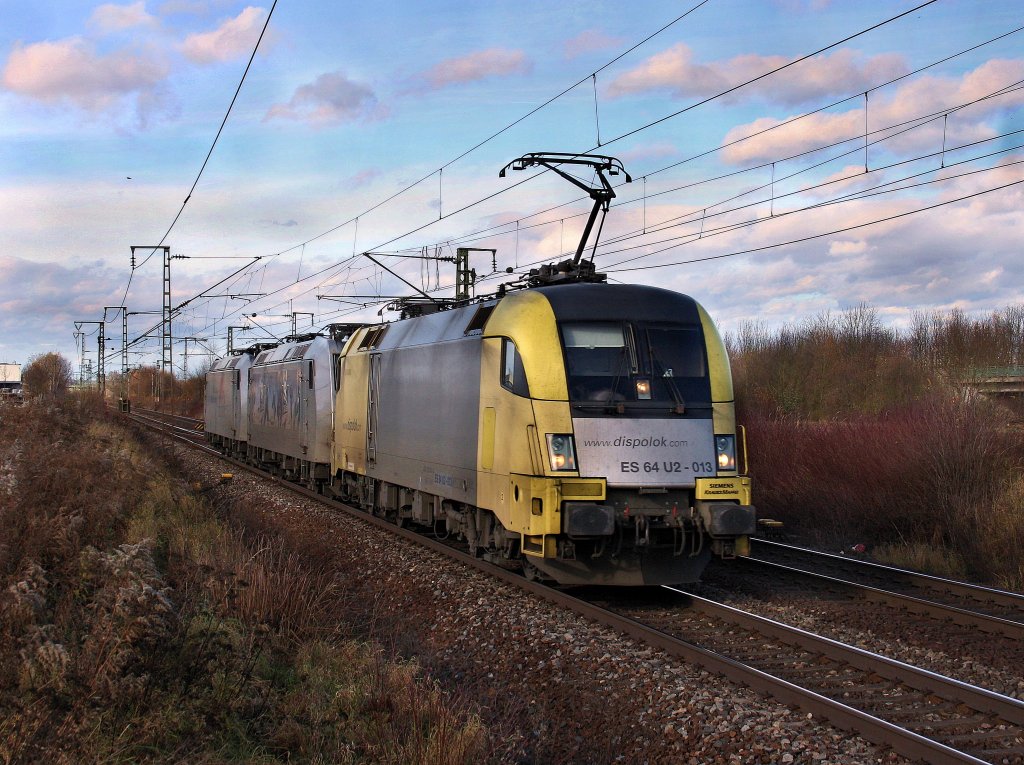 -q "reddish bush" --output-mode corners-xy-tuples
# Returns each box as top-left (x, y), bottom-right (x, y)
(746, 394), (1024, 581)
